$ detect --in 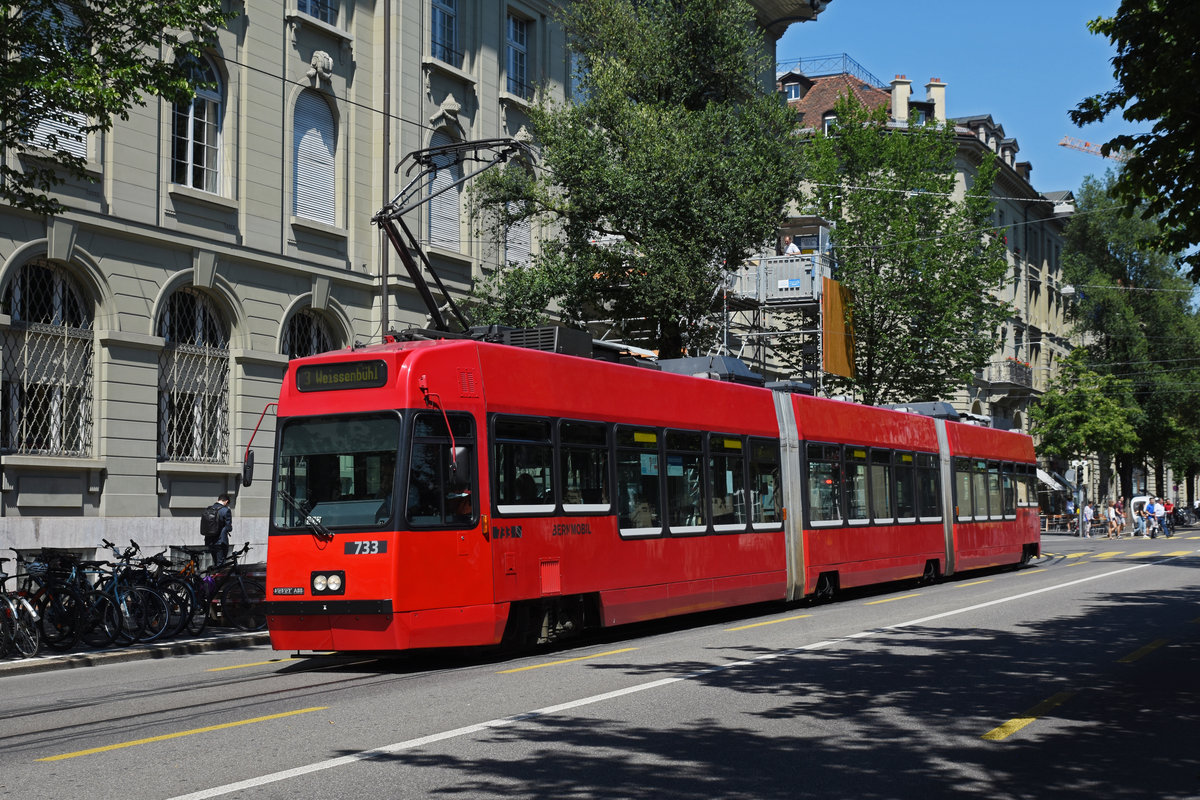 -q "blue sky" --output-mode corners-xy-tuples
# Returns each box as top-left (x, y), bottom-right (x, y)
(777, 1), (1137, 196)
